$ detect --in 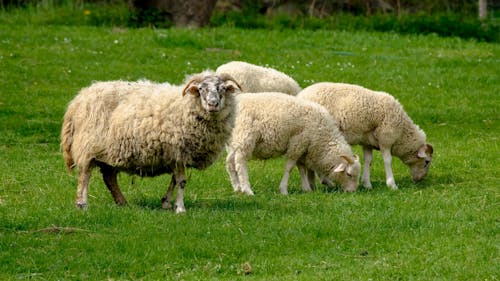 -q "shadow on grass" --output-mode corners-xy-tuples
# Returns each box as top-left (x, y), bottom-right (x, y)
(125, 173), (455, 212)
(398, 173), (461, 189)
(131, 194), (263, 212)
